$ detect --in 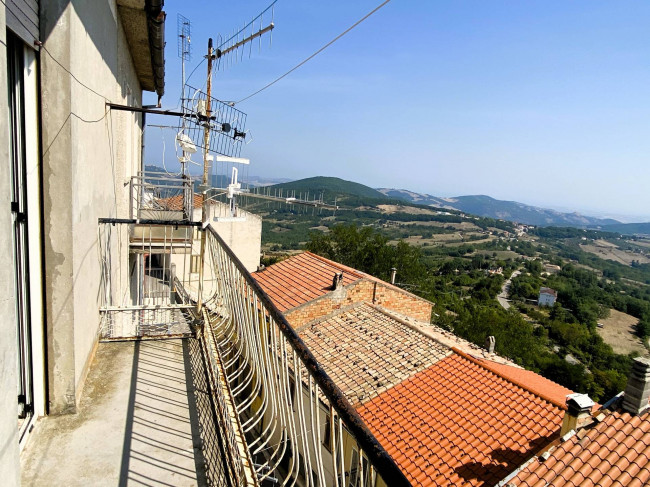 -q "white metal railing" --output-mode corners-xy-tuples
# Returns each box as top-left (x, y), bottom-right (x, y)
(98, 220), (198, 339)
(130, 170), (195, 221)
(197, 225), (411, 487)
(96, 219), (411, 486)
